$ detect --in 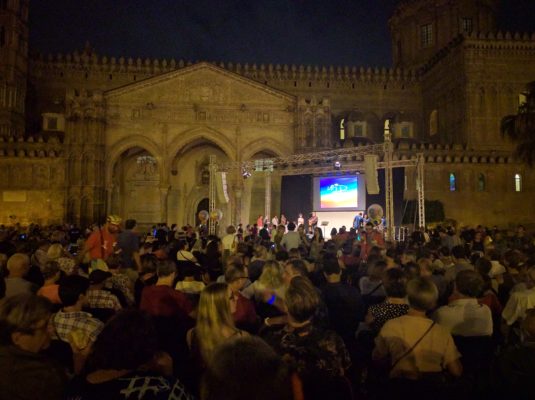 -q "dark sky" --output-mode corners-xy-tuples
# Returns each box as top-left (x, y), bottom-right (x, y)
(29, 0), (535, 67)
